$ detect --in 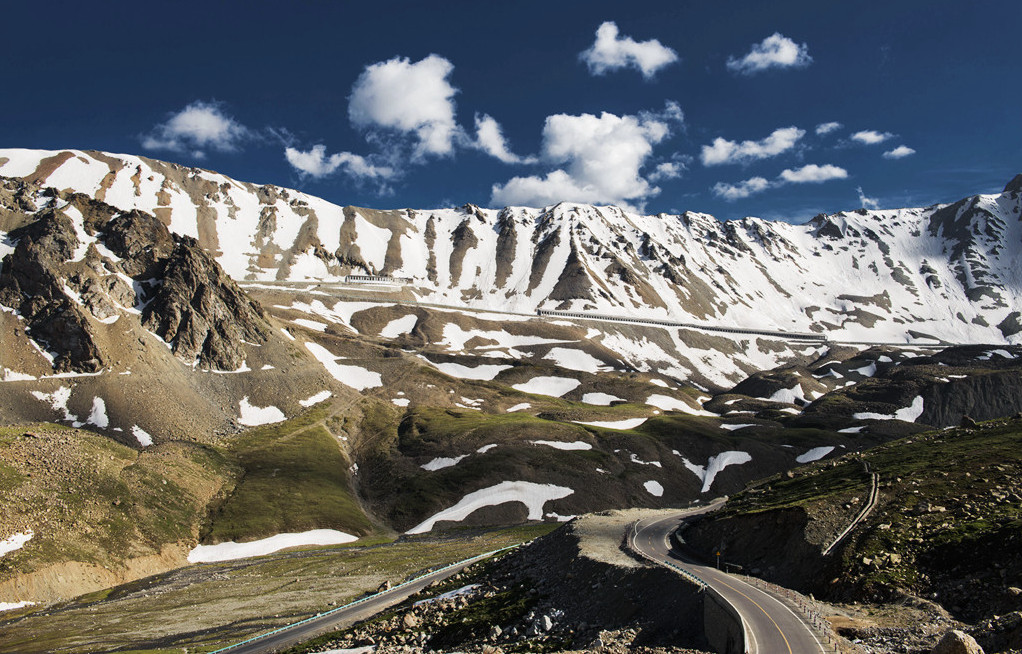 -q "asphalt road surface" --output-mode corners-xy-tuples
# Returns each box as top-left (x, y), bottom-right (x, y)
(632, 511), (824, 654)
(211, 552), (494, 654)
